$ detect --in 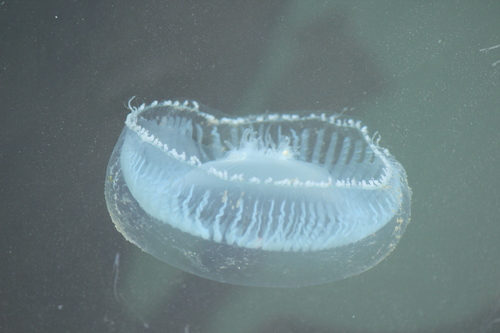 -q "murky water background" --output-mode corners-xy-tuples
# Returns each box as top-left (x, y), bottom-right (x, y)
(2, 1), (499, 332)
